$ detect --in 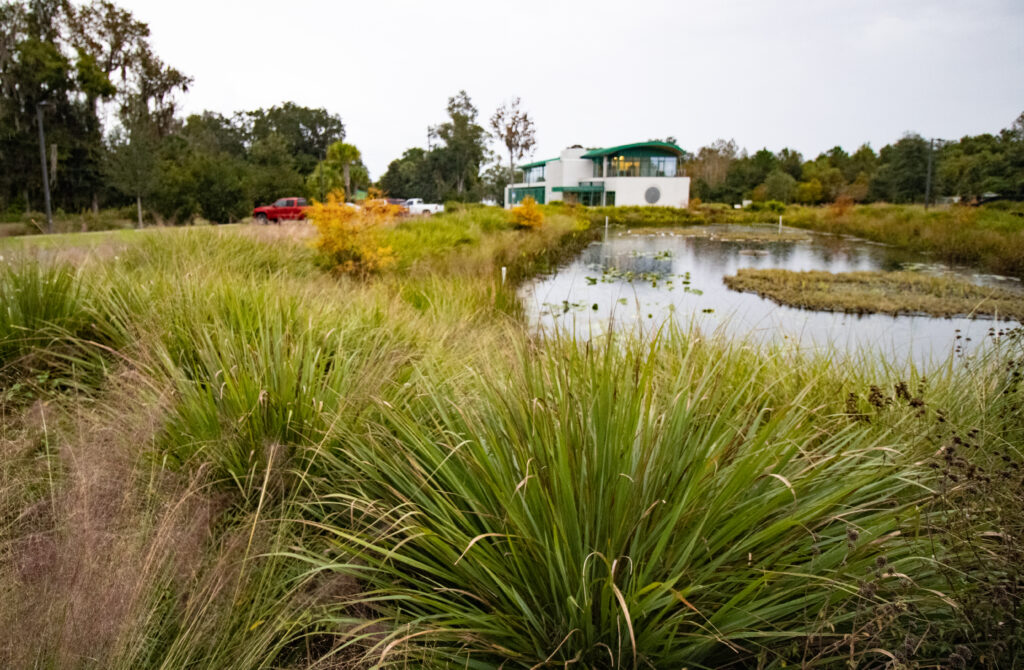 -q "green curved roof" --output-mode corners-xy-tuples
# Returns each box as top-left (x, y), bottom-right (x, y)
(518, 157), (558, 170)
(582, 142), (687, 158)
